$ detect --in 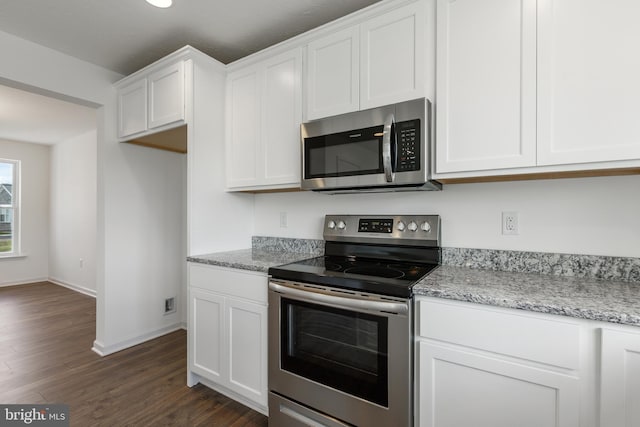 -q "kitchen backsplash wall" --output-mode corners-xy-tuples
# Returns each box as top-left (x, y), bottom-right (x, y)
(252, 236), (324, 255)
(254, 174), (640, 258)
(442, 248), (640, 282)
